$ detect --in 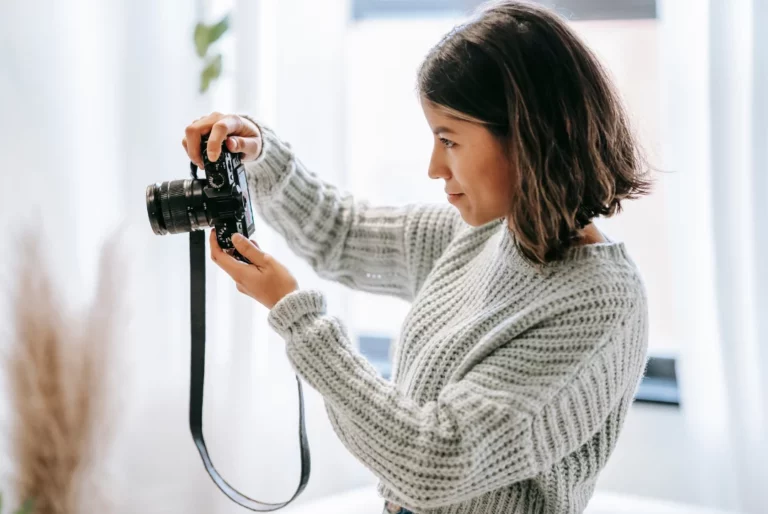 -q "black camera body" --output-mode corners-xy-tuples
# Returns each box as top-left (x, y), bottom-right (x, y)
(146, 134), (256, 261)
